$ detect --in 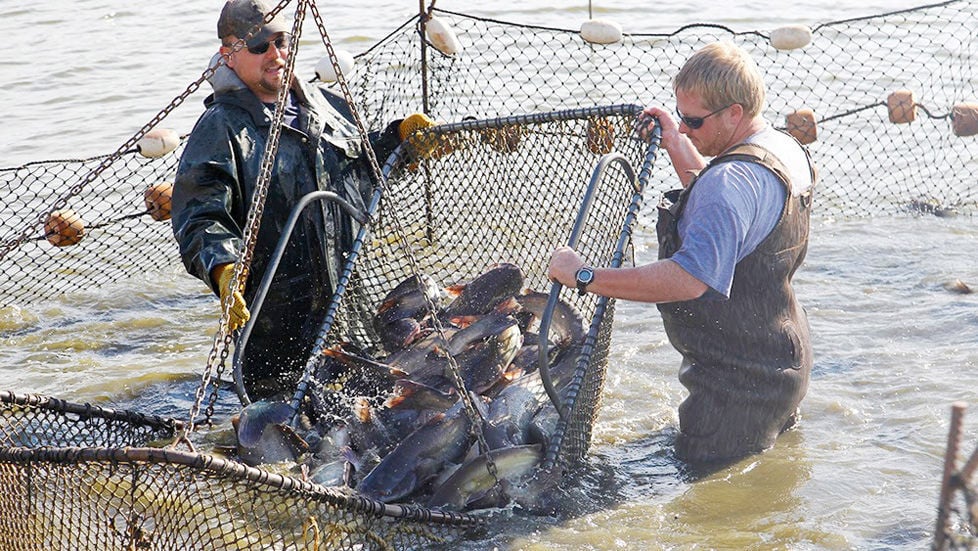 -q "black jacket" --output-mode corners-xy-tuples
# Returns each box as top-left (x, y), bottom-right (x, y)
(171, 72), (401, 389)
